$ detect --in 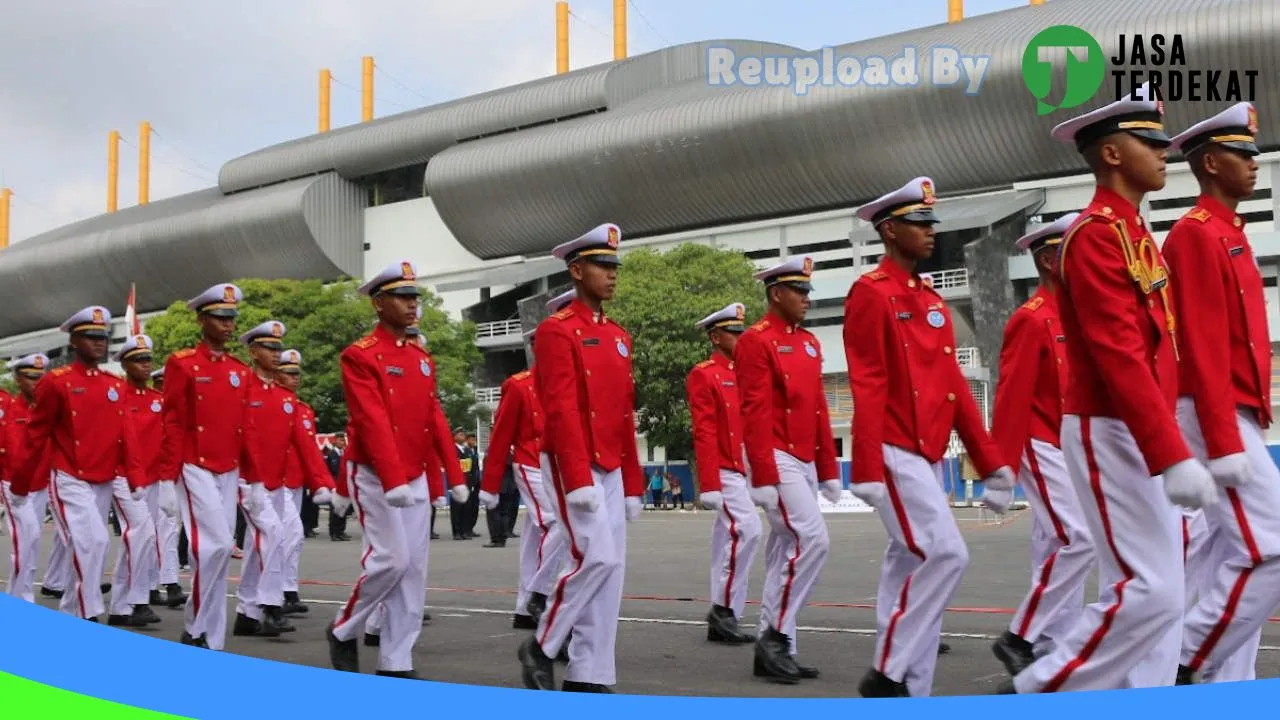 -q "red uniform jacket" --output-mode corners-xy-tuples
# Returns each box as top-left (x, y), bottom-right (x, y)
(686, 352), (746, 493)
(1057, 187), (1191, 474)
(157, 342), (251, 480)
(124, 384), (166, 487)
(844, 259), (1002, 483)
(273, 394), (334, 493)
(0, 391), (11, 480)
(533, 299), (644, 497)
(340, 325), (463, 493)
(736, 310), (839, 488)
(14, 361), (145, 494)
(990, 287), (1071, 467)
(481, 370), (544, 496)
(1163, 195), (1272, 459)
(5, 395), (51, 493)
